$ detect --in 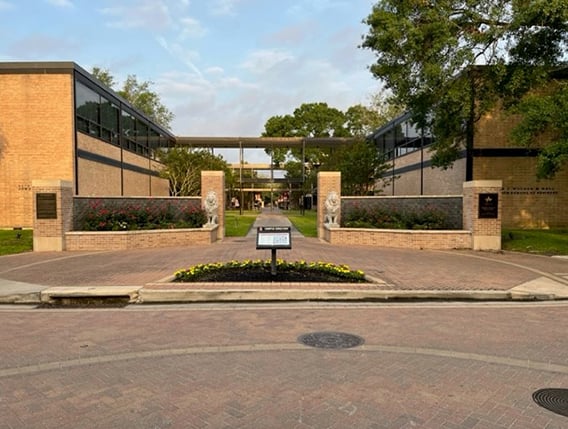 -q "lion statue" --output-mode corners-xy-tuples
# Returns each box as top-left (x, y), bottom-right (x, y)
(324, 191), (340, 226)
(203, 191), (219, 226)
